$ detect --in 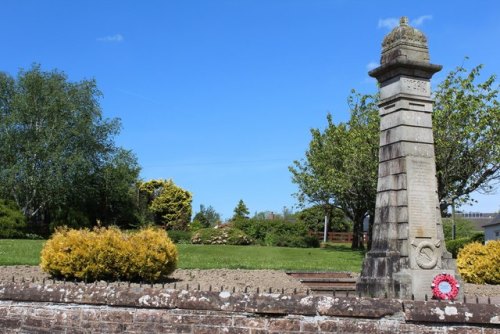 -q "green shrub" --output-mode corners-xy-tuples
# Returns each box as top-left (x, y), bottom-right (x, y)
(191, 227), (252, 245)
(469, 232), (485, 243)
(446, 237), (471, 258)
(0, 199), (26, 238)
(442, 217), (476, 240)
(40, 226), (178, 282)
(167, 230), (192, 244)
(457, 241), (500, 284)
(49, 208), (91, 233)
(233, 219), (319, 248)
